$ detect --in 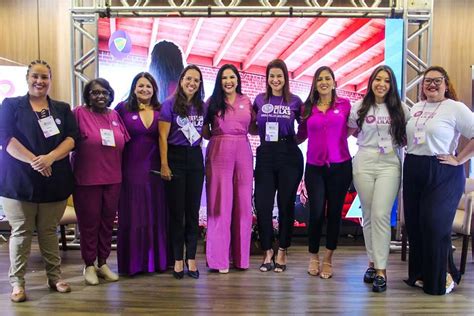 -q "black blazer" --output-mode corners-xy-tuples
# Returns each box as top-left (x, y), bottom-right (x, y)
(0, 94), (79, 203)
